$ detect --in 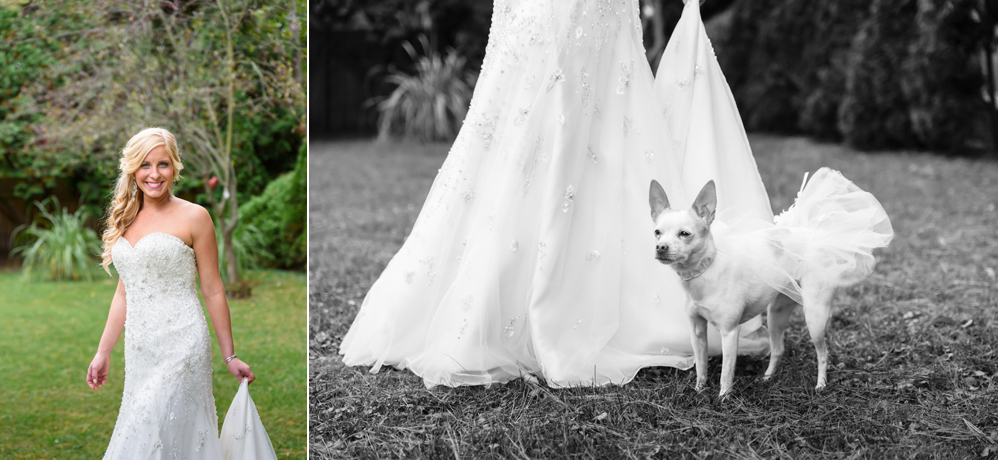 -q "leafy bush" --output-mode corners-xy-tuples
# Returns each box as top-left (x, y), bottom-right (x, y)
(228, 107), (305, 204)
(237, 143), (306, 271)
(715, 0), (810, 133)
(10, 197), (101, 281)
(718, 0), (996, 153)
(794, 0), (871, 140)
(375, 36), (474, 142)
(838, 0), (919, 149)
(899, 0), (995, 152)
